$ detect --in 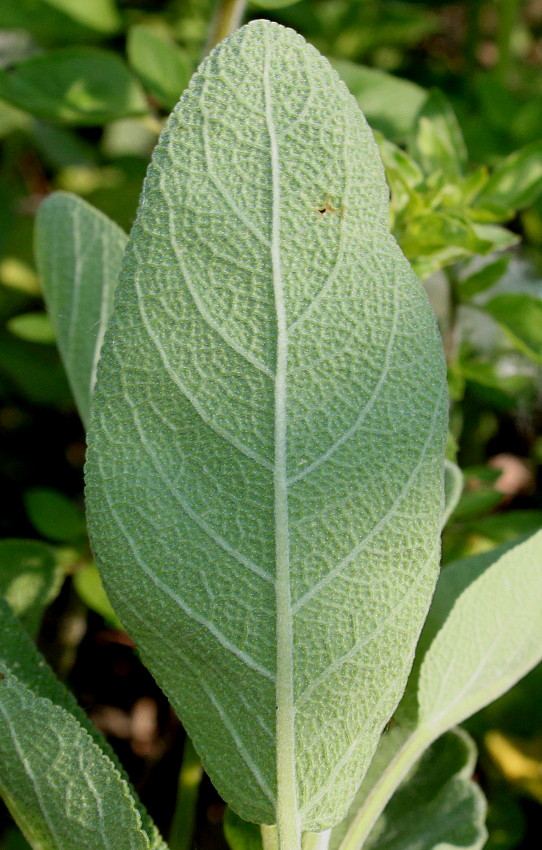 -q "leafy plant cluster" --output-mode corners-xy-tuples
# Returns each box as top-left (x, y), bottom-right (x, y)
(0, 1), (541, 849)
